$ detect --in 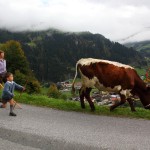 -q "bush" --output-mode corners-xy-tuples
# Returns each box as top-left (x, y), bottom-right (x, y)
(47, 83), (61, 99)
(26, 80), (41, 94)
(14, 70), (26, 85)
(14, 70), (41, 94)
